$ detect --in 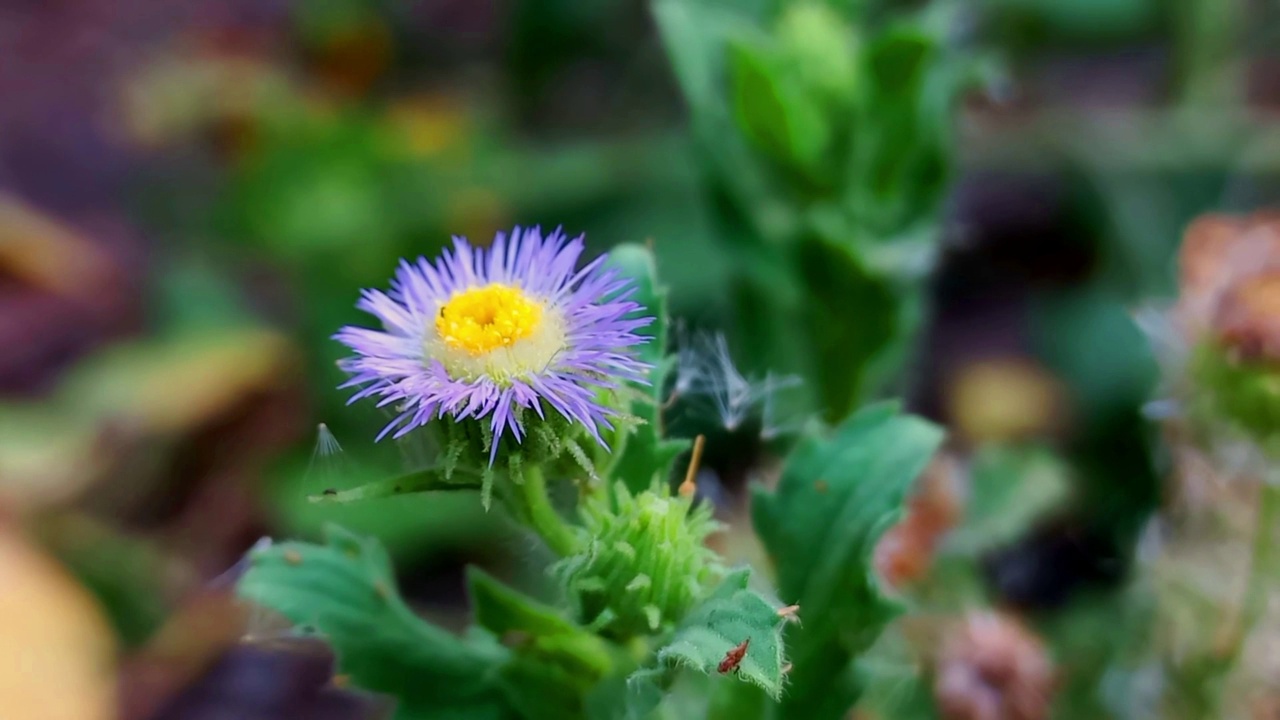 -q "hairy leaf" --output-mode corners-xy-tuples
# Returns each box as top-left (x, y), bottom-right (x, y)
(625, 567), (786, 720)
(468, 567), (615, 720)
(238, 525), (513, 720)
(306, 465), (483, 504)
(752, 402), (944, 718)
